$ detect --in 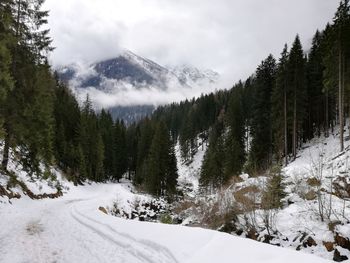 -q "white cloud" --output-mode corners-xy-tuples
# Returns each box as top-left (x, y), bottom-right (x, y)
(72, 70), (222, 108)
(45, 0), (340, 104)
